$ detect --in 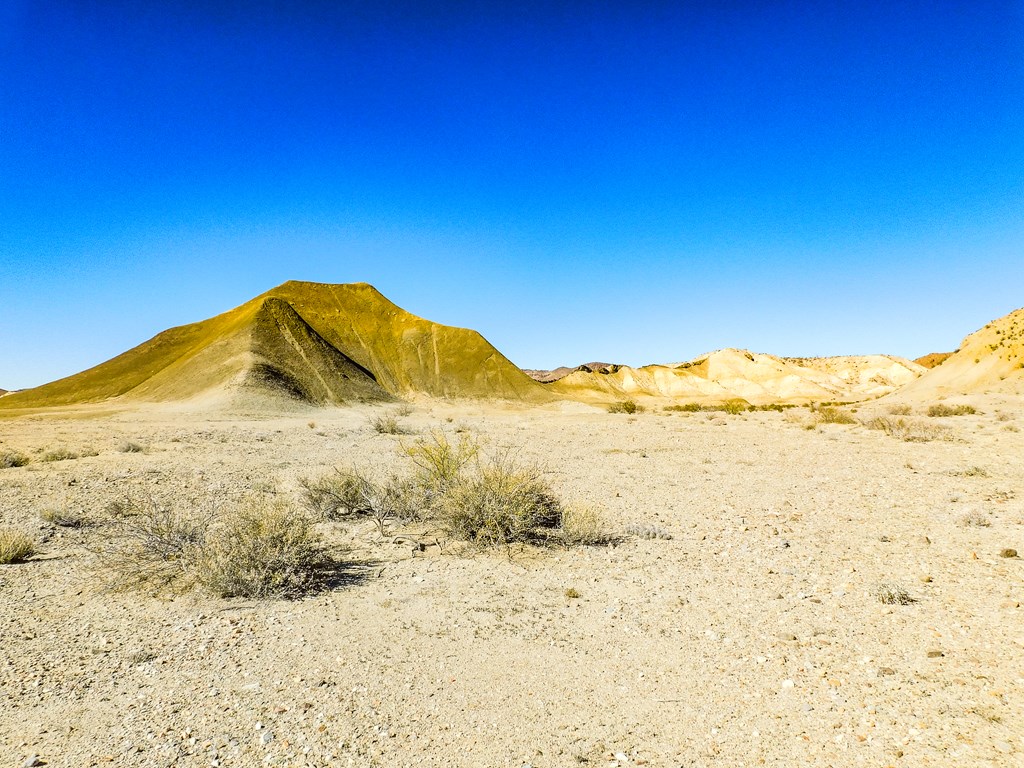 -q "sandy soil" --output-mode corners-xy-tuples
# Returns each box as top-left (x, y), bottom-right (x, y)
(1, 399), (1022, 767)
